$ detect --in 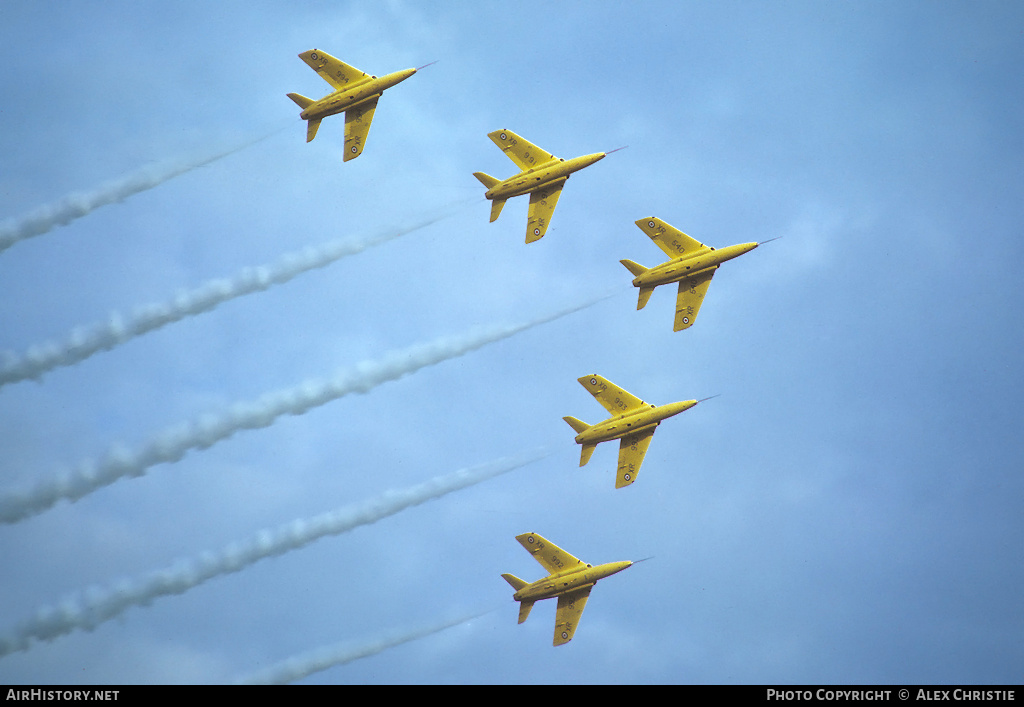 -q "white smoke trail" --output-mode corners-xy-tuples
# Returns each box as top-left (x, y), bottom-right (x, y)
(0, 203), (468, 389)
(0, 294), (605, 524)
(237, 609), (494, 684)
(0, 133), (274, 255)
(0, 451), (547, 657)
